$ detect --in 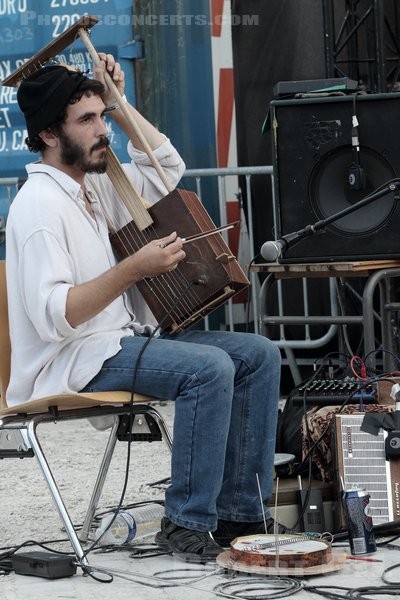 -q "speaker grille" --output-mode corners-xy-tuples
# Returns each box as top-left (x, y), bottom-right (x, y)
(309, 146), (397, 235)
(271, 93), (400, 262)
(335, 414), (400, 525)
